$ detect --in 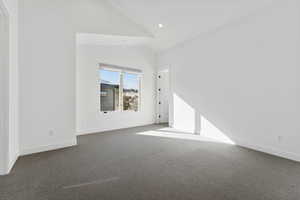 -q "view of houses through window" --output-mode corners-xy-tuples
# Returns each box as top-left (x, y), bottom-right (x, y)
(100, 67), (140, 112)
(123, 72), (139, 111)
(100, 69), (120, 112)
